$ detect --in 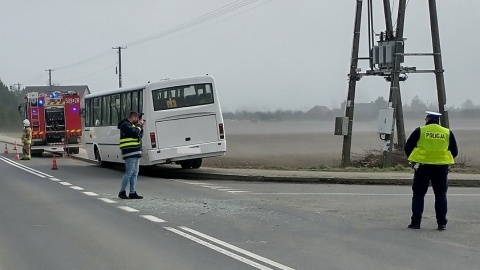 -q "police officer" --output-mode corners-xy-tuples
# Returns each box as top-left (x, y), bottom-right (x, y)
(21, 119), (32, 160)
(404, 111), (458, 230)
